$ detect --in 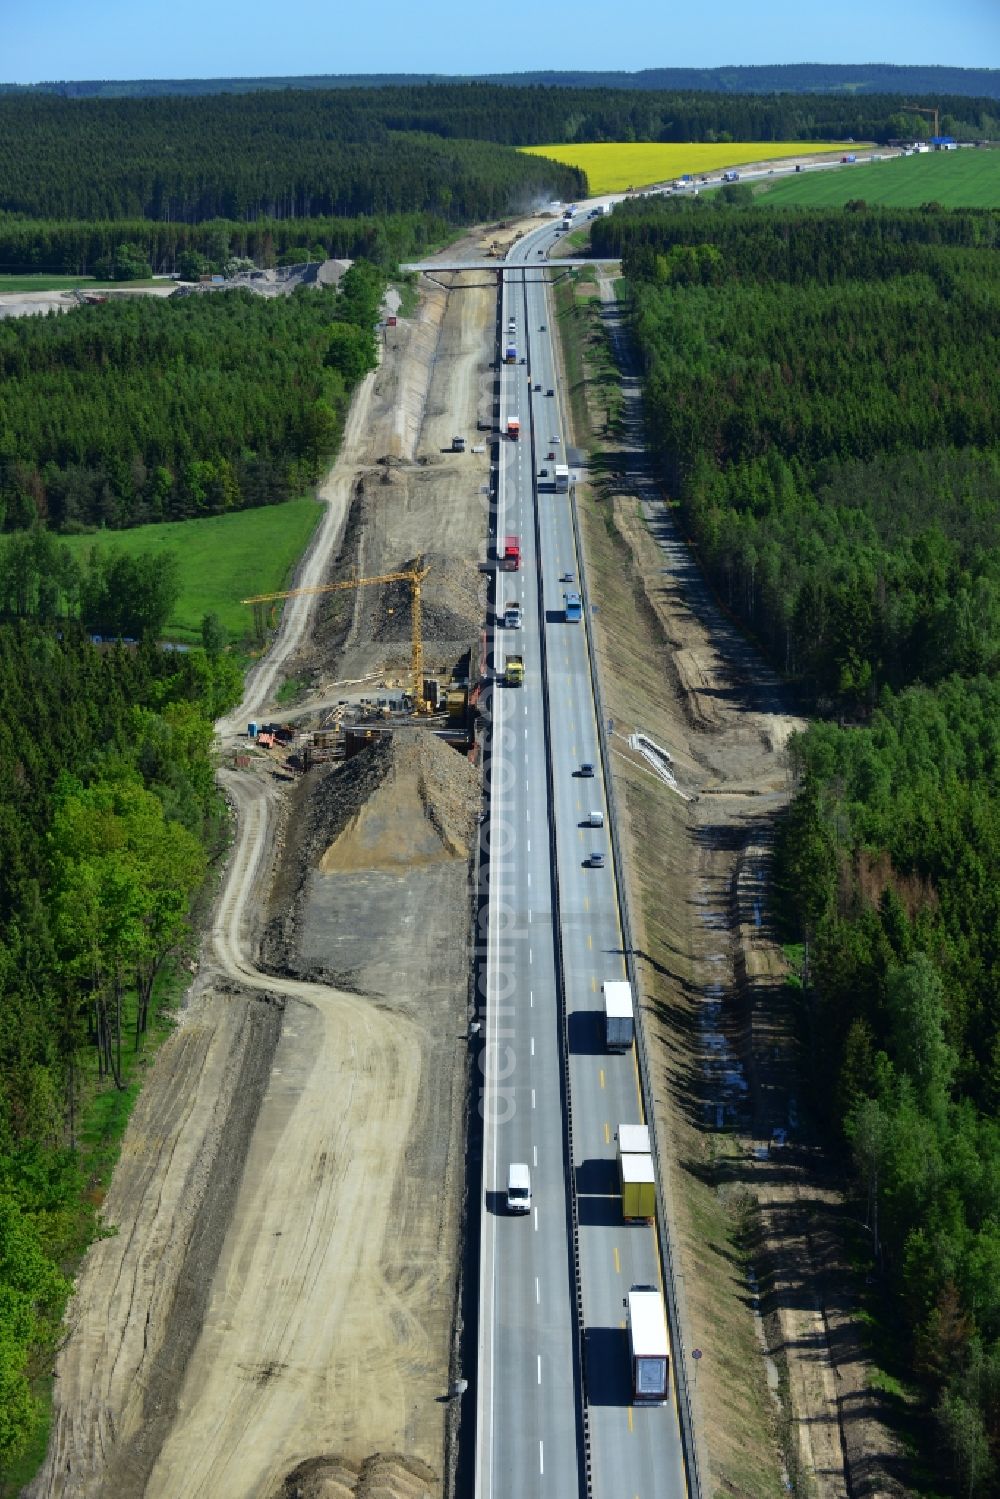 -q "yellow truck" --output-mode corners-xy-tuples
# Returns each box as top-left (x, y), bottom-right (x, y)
(618, 1124), (655, 1221)
(504, 654), (524, 687)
